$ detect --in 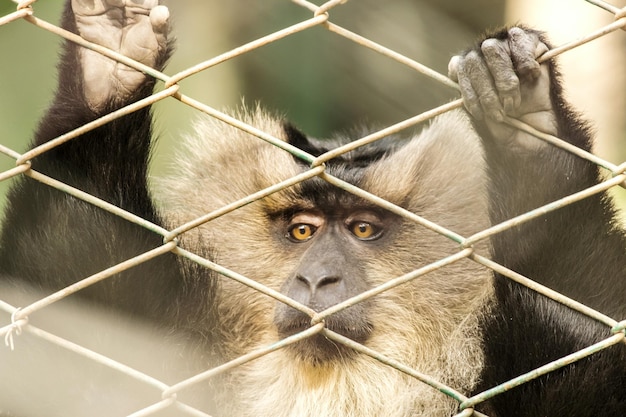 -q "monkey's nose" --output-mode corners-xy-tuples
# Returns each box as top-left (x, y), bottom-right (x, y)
(295, 273), (341, 297)
(285, 271), (347, 311)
